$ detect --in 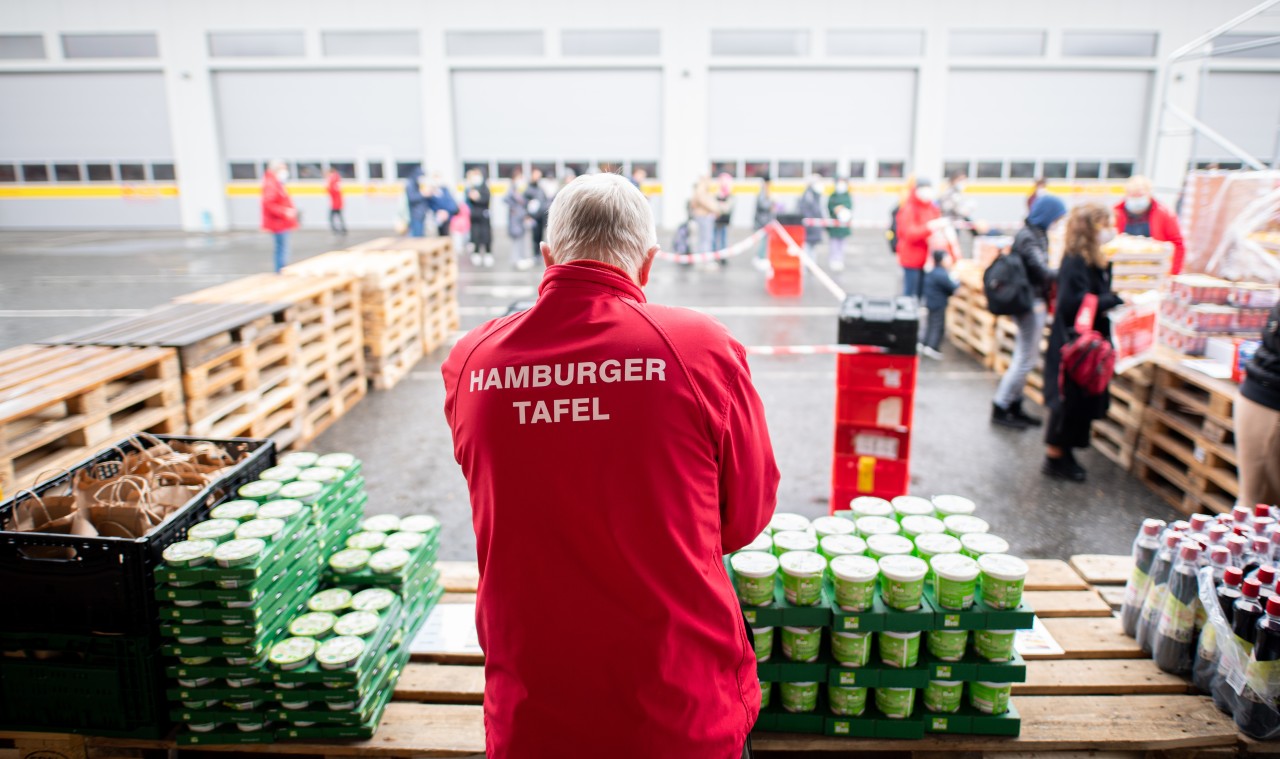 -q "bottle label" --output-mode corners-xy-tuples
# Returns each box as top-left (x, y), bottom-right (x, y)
(1141, 581), (1168, 624)
(1198, 625), (1218, 659)
(1123, 566), (1150, 608)
(1245, 657), (1280, 696)
(1156, 594), (1198, 643)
